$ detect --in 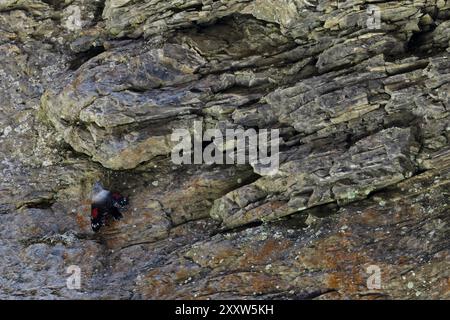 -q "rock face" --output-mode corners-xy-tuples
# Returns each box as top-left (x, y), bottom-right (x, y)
(0, 0), (449, 299)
